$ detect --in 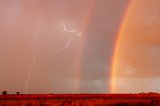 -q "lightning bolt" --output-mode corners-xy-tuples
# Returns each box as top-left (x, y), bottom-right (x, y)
(25, 21), (81, 94)
(49, 22), (81, 53)
(24, 19), (46, 94)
